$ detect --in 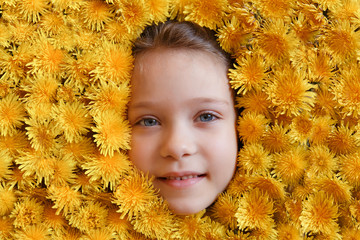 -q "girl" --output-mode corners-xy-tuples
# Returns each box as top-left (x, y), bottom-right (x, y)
(128, 21), (238, 215)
